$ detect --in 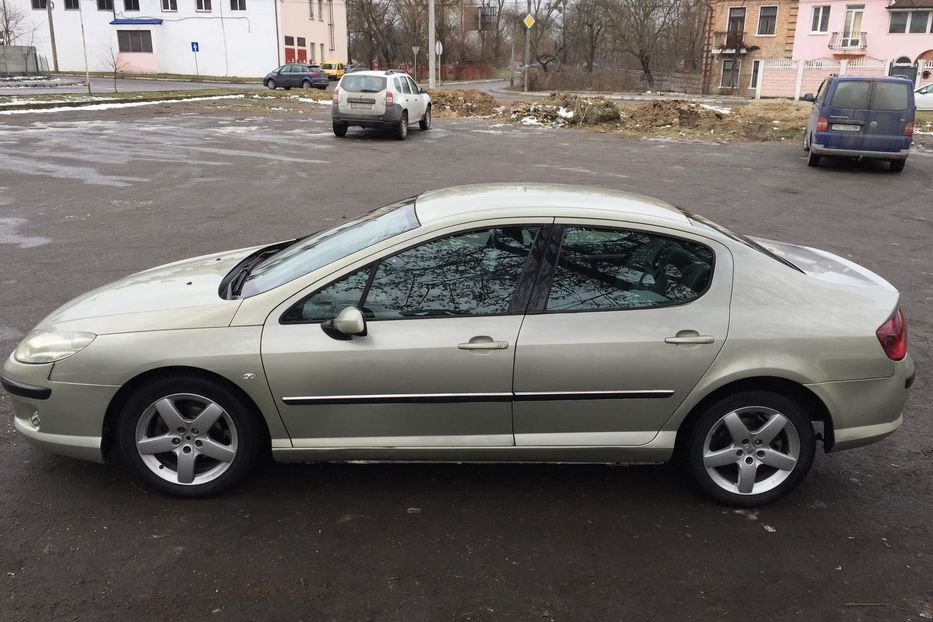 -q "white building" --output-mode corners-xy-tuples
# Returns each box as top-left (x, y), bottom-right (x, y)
(10, 0), (347, 77)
